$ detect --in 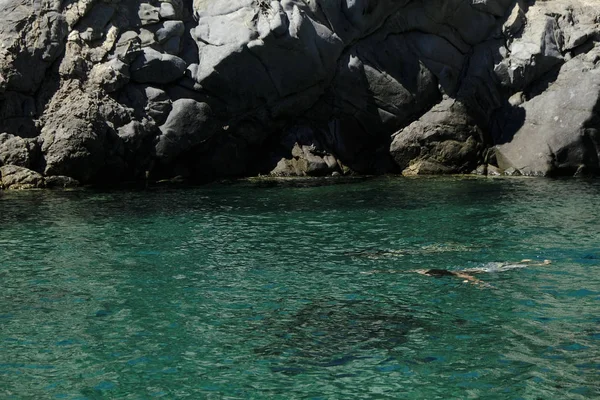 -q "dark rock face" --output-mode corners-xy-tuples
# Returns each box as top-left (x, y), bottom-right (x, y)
(269, 125), (343, 177)
(156, 99), (217, 163)
(0, 0), (599, 188)
(0, 133), (39, 169)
